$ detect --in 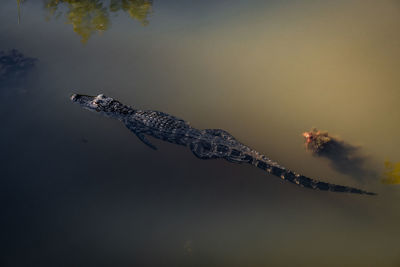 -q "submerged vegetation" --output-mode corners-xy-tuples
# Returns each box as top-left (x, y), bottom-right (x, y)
(381, 160), (400, 185)
(19, 0), (153, 43)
